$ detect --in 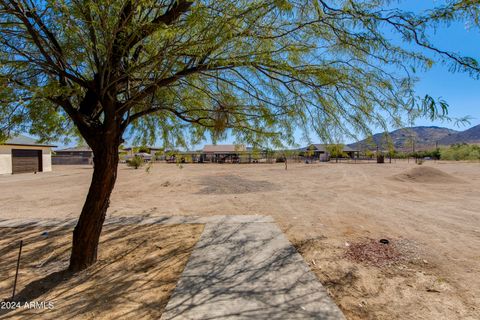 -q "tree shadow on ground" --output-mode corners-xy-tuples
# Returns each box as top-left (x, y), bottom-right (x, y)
(0, 269), (73, 318)
(0, 223), (203, 320)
